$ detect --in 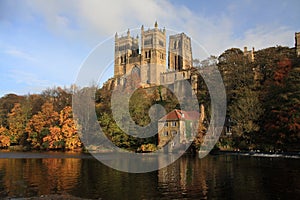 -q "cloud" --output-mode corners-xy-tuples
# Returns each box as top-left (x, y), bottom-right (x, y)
(0, 0), (298, 97)
(4, 49), (37, 62)
(9, 0), (296, 57)
(238, 25), (295, 49)
(9, 69), (50, 86)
